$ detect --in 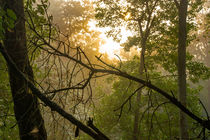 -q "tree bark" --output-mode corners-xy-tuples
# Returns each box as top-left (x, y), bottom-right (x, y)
(133, 39), (146, 140)
(206, 42), (210, 116)
(2, 0), (47, 139)
(133, 18), (148, 139)
(178, 0), (189, 139)
(133, 6), (154, 138)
